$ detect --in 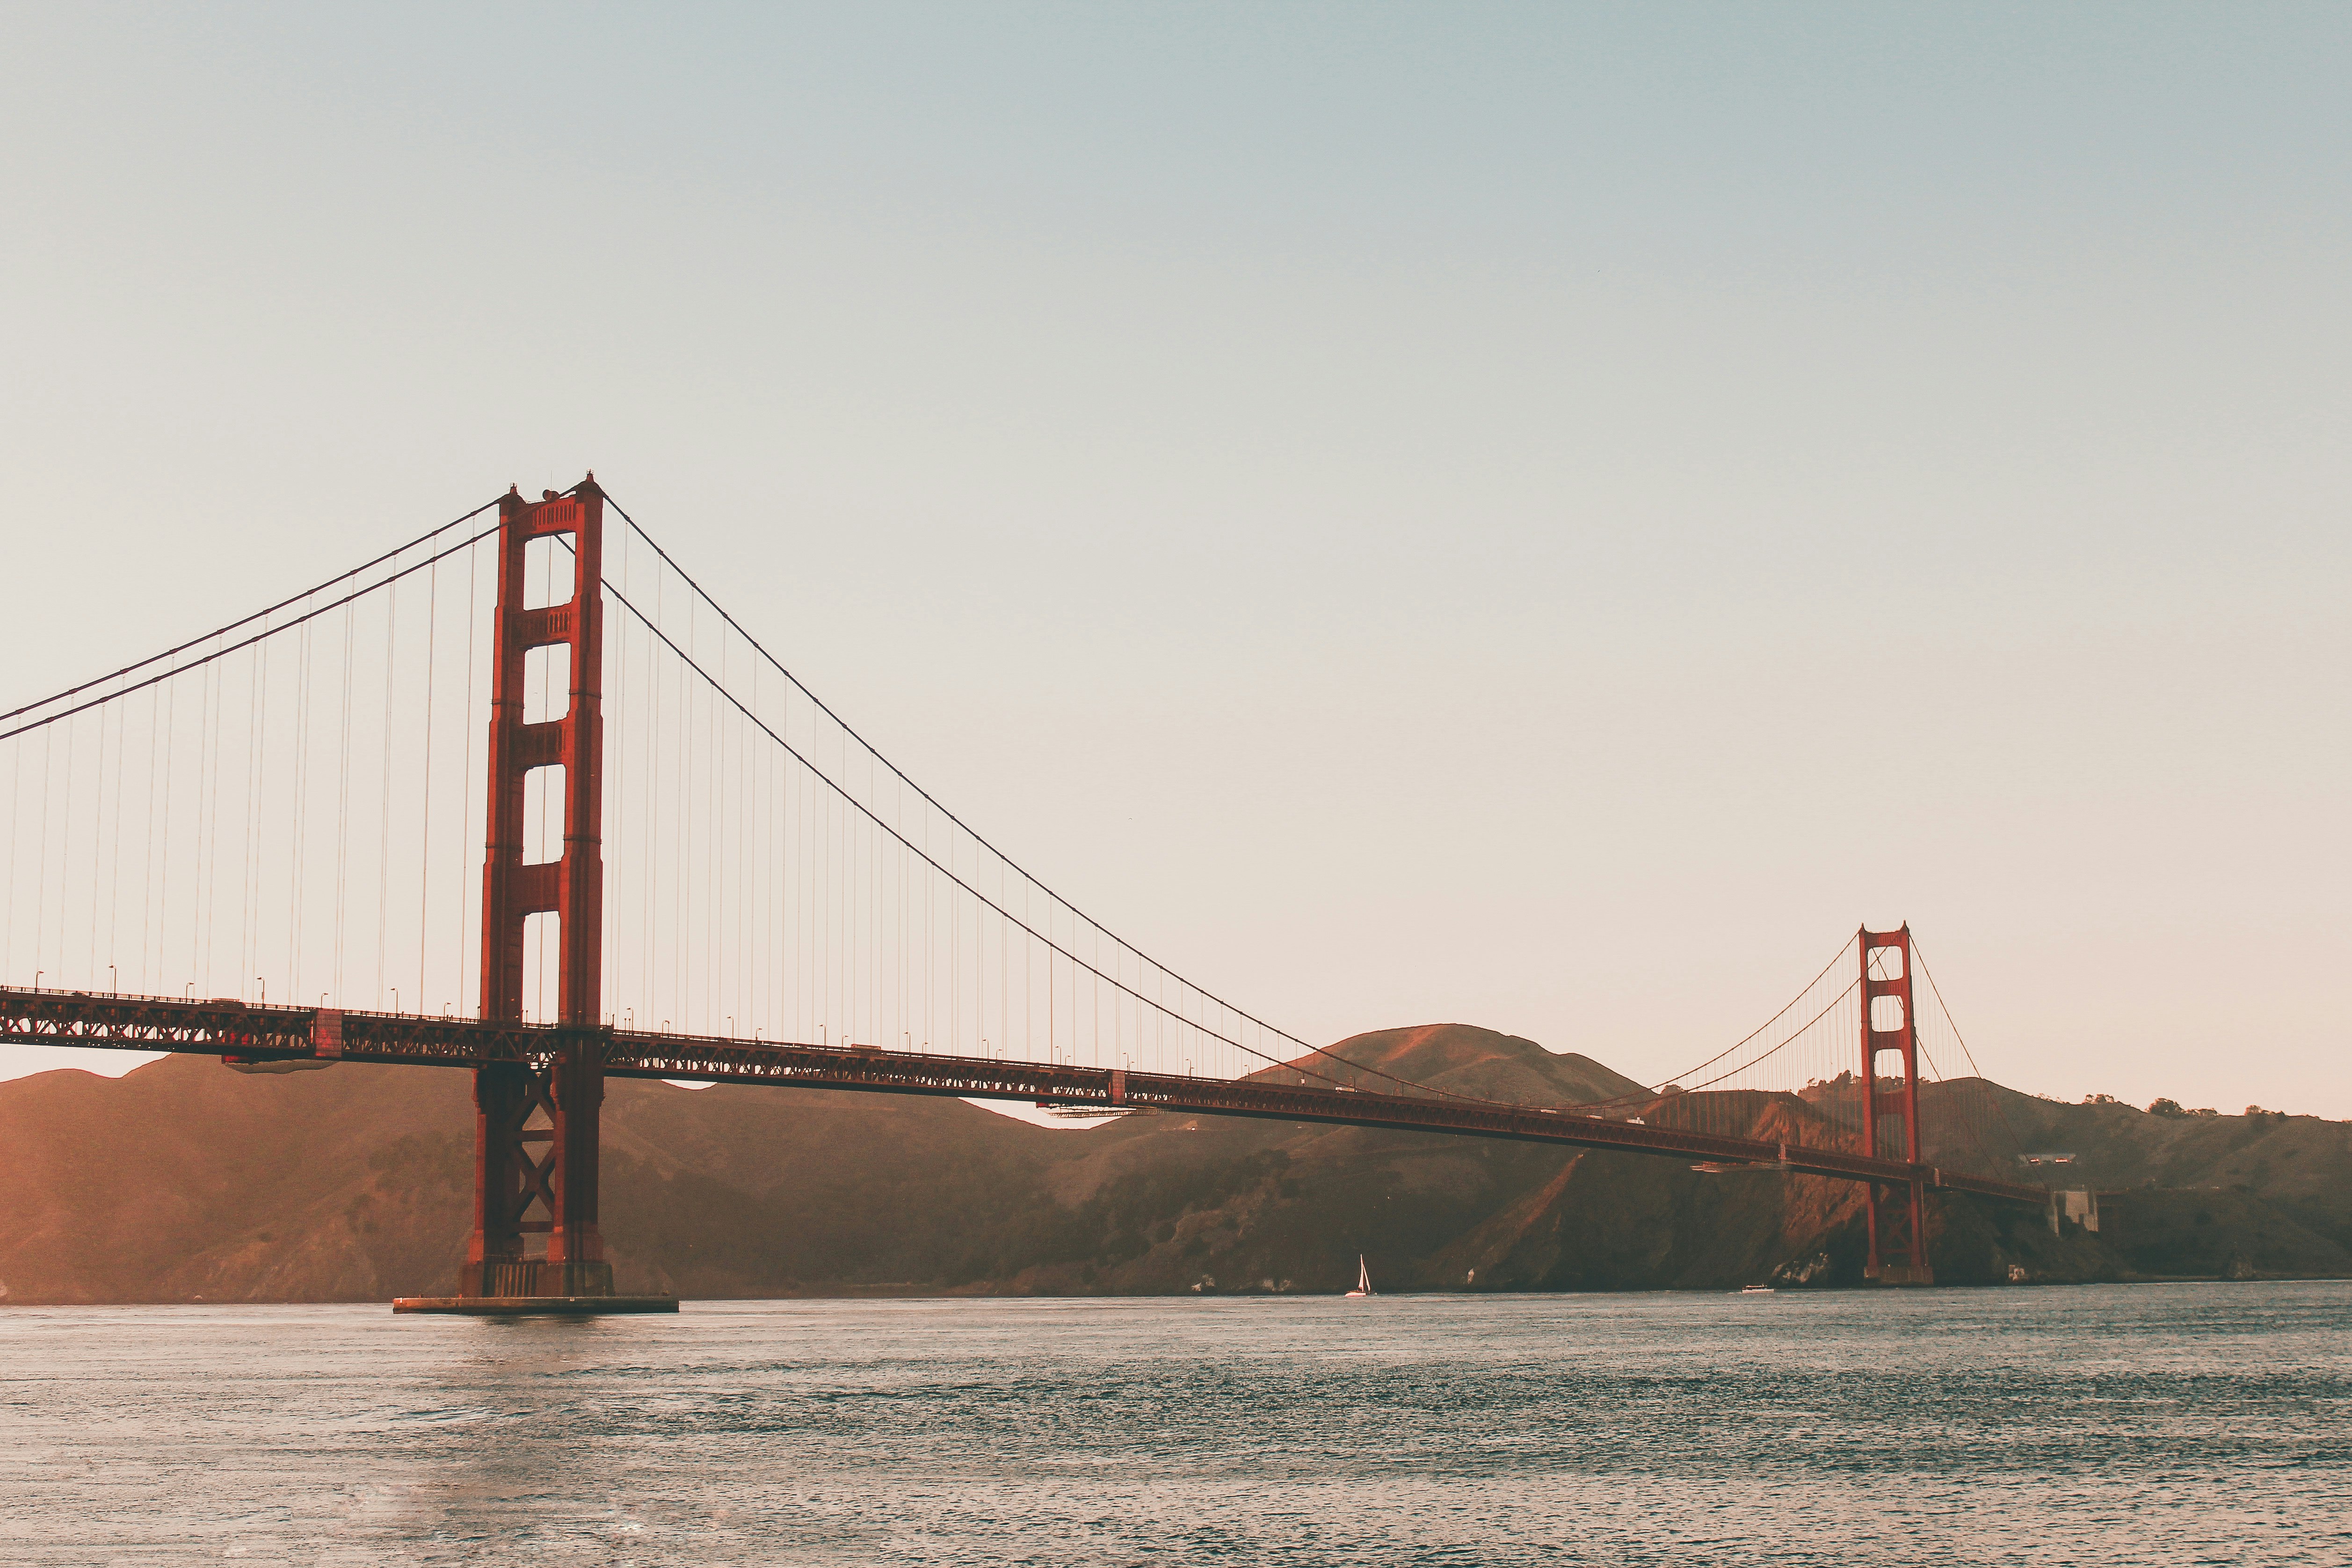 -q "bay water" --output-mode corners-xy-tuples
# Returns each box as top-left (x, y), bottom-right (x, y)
(1, 1283), (2346, 1565)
